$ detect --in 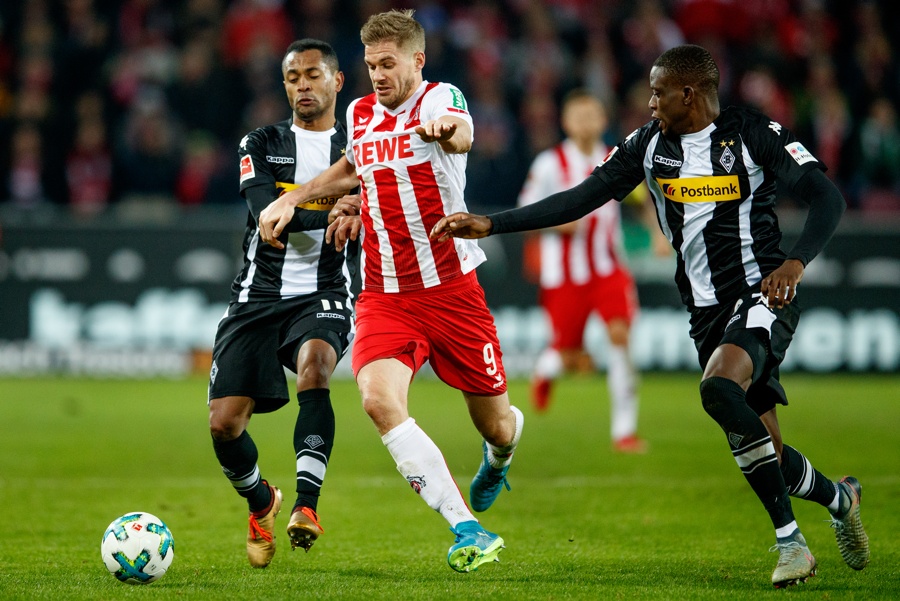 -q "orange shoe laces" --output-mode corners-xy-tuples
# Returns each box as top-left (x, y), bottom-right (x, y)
(295, 507), (324, 532)
(248, 514), (273, 542)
